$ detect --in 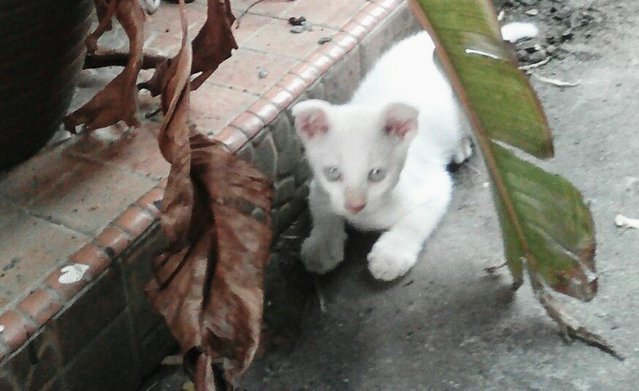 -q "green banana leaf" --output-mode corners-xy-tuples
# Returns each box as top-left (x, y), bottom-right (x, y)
(408, 0), (625, 358)
(408, 0), (597, 301)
